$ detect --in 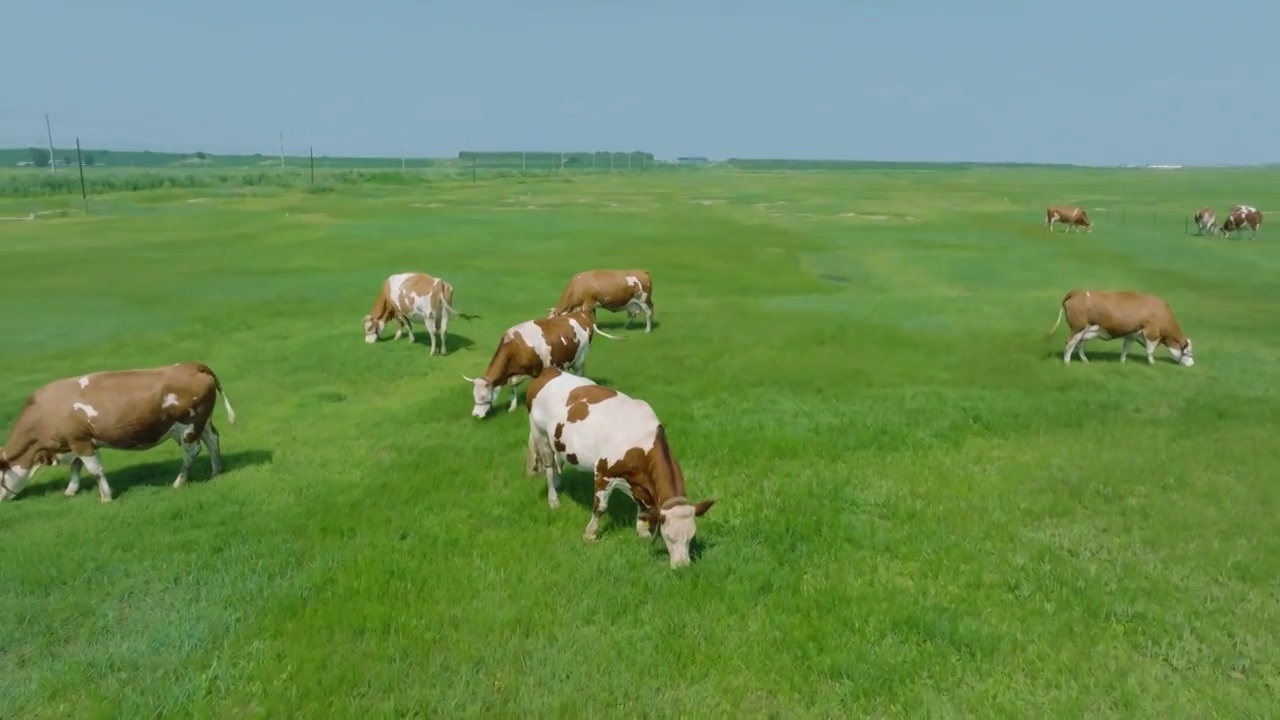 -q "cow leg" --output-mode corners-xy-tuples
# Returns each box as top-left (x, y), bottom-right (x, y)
(170, 424), (202, 489)
(1120, 334), (1134, 363)
(63, 456), (84, 497)
(202, 423), (224, 477)
(437, 313), (450, 356)
(395, 316), (415, 342)
(528, 431), (561, 508)
(584, 475), (620, 542)
(1144, 334), (1160, 365)
(1063, 328), (1087, 363)
(76, 451), (113, 503)
(506, 378), (521, 412)
(642, 300), (654, 332)
(424, 315), (439, 355)
(1076, 325), (1102, 363)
